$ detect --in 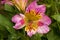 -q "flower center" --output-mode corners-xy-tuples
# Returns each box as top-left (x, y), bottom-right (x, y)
(24, 10), (42, 32)
(25, 10), (42, 21)
(25, 21), (37, 31)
